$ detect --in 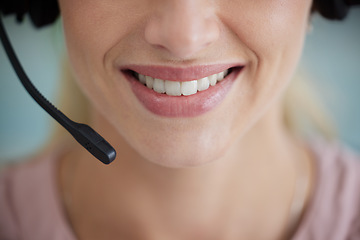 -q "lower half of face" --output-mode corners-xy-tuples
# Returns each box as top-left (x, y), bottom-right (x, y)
(59, 0), (312, 167)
